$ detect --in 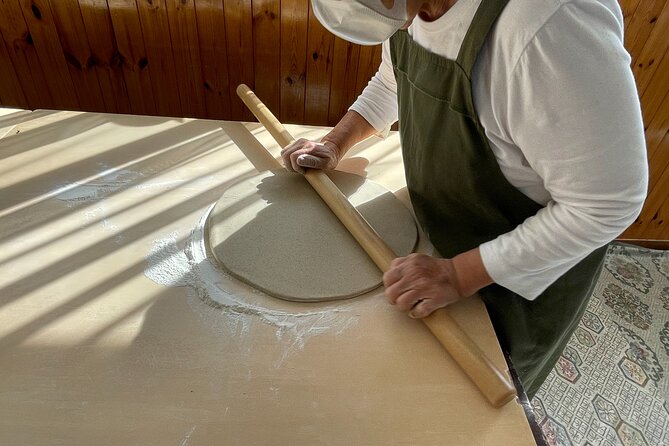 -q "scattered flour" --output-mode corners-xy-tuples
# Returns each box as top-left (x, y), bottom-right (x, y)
(54, 164), (141, 244)
(134, 178), (186, 191)
(55, 164), (202, 244)
(84, 205), (124, 243)
(144, 205), (365, 367)
(55, 164), (143, 206)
